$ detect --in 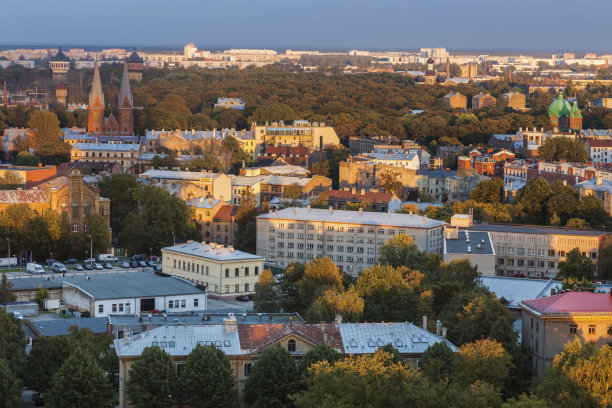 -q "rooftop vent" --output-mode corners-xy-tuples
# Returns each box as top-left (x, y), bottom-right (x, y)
(467, 246), (472, 253)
